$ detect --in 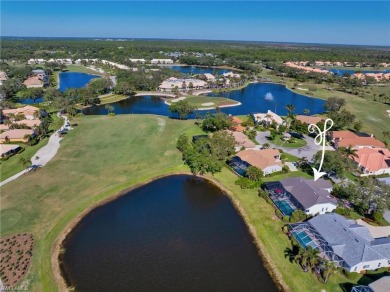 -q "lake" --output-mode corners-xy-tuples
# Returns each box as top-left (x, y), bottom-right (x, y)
(327, 68), (390, 76)
(60, 175), (277, 291)
(83, 82), (326, 117)
(169, 65), (231, 75)
(59, 72), (100, 92)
